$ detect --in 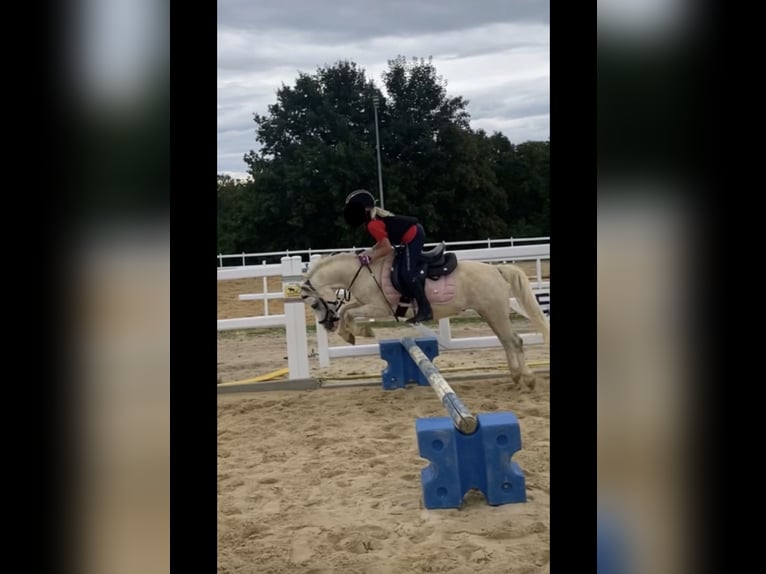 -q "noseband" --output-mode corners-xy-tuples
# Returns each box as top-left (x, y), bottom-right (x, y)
(301, 278), (347, 330)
